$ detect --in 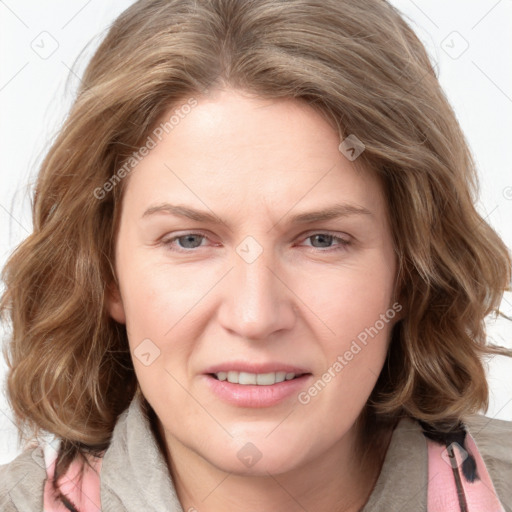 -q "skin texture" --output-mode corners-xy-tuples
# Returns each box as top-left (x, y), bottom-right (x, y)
(107, 88), (399, 512)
